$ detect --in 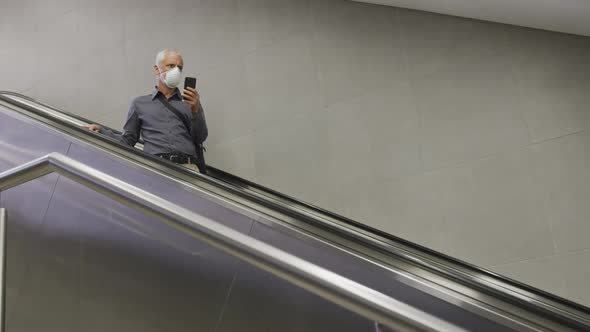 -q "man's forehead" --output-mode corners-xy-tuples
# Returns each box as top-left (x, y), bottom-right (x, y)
(164, 54), (183, 64)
